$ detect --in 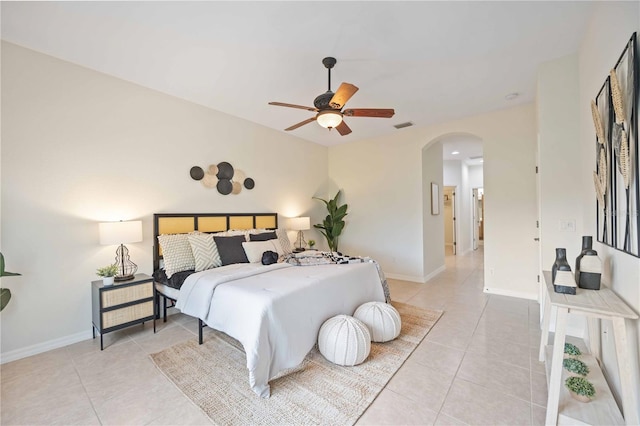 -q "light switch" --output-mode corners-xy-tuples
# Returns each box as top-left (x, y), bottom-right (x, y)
(559, 220), (576, 232)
